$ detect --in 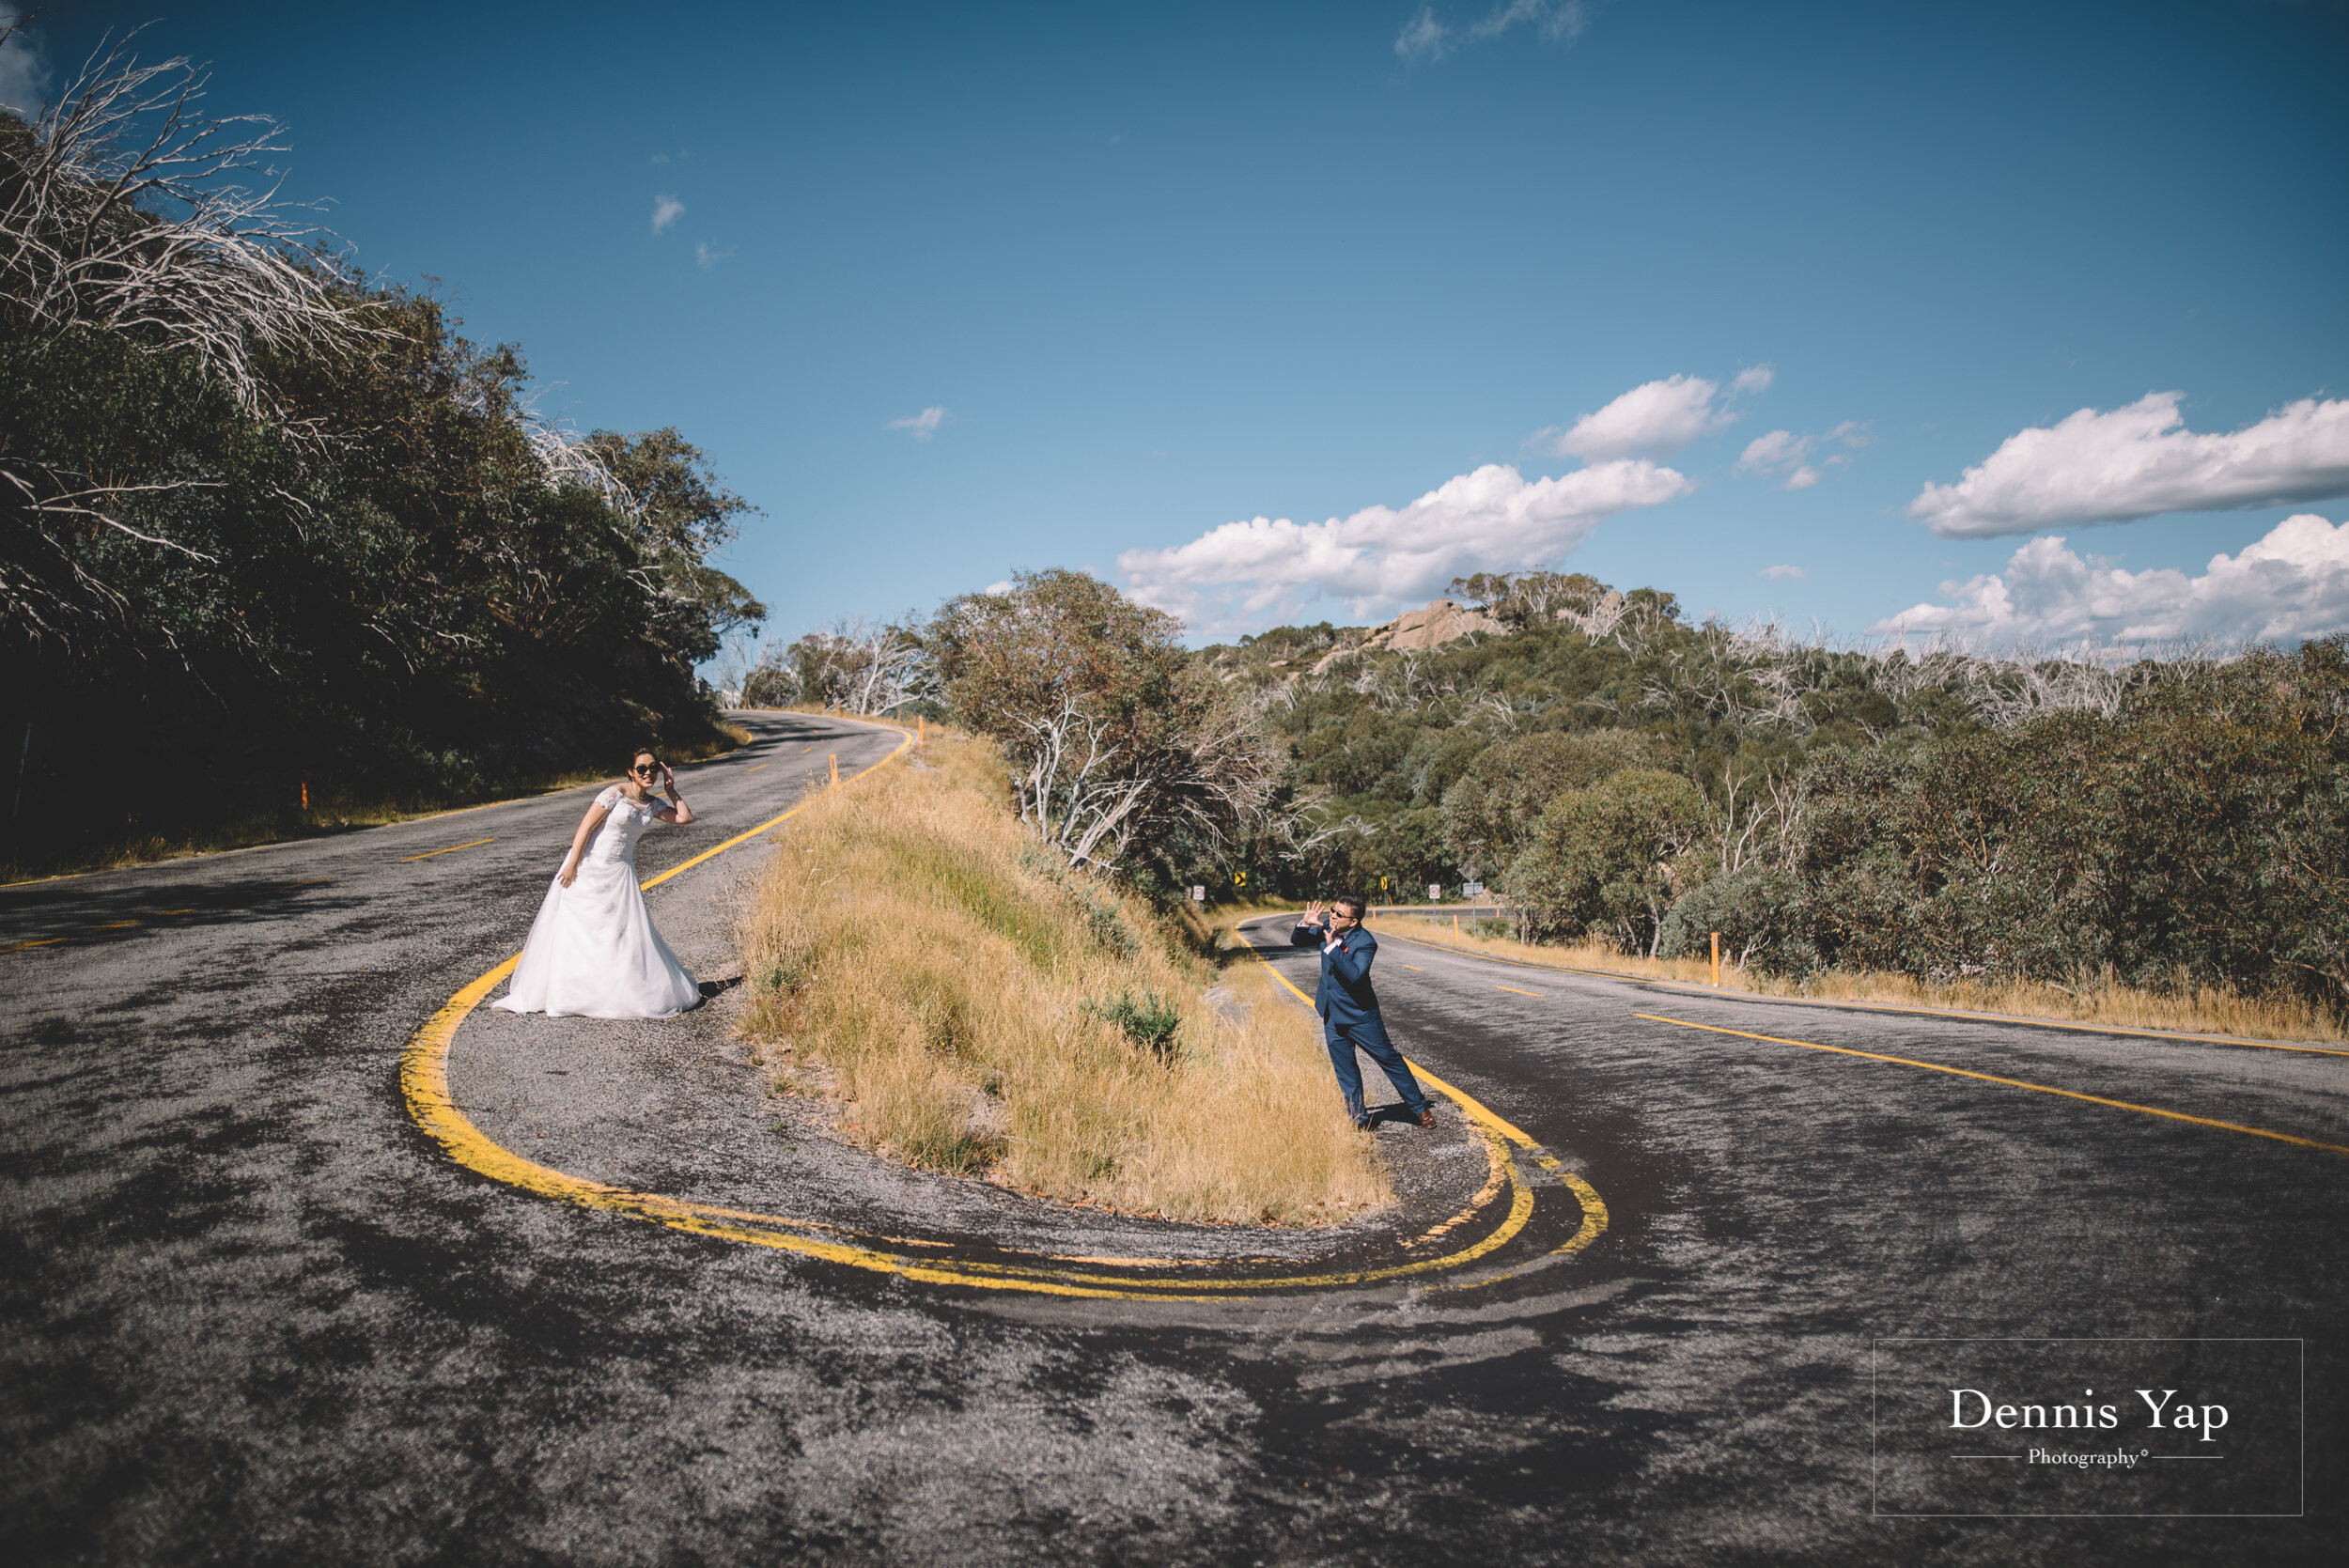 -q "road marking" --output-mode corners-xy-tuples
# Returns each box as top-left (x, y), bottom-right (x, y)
(402, 728), (1559, 1298)
(1238, 934), (1605, 1285)
(1637, 1013), (2349, 1158)
(746, 763), (769, 772)
(1371, 925), (2349, 1059)
(1400, 964), (1426, 970)
(2, 918), (143, 955)
(399, 837), (495, 862)
(1496, 985), (1543, 998)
